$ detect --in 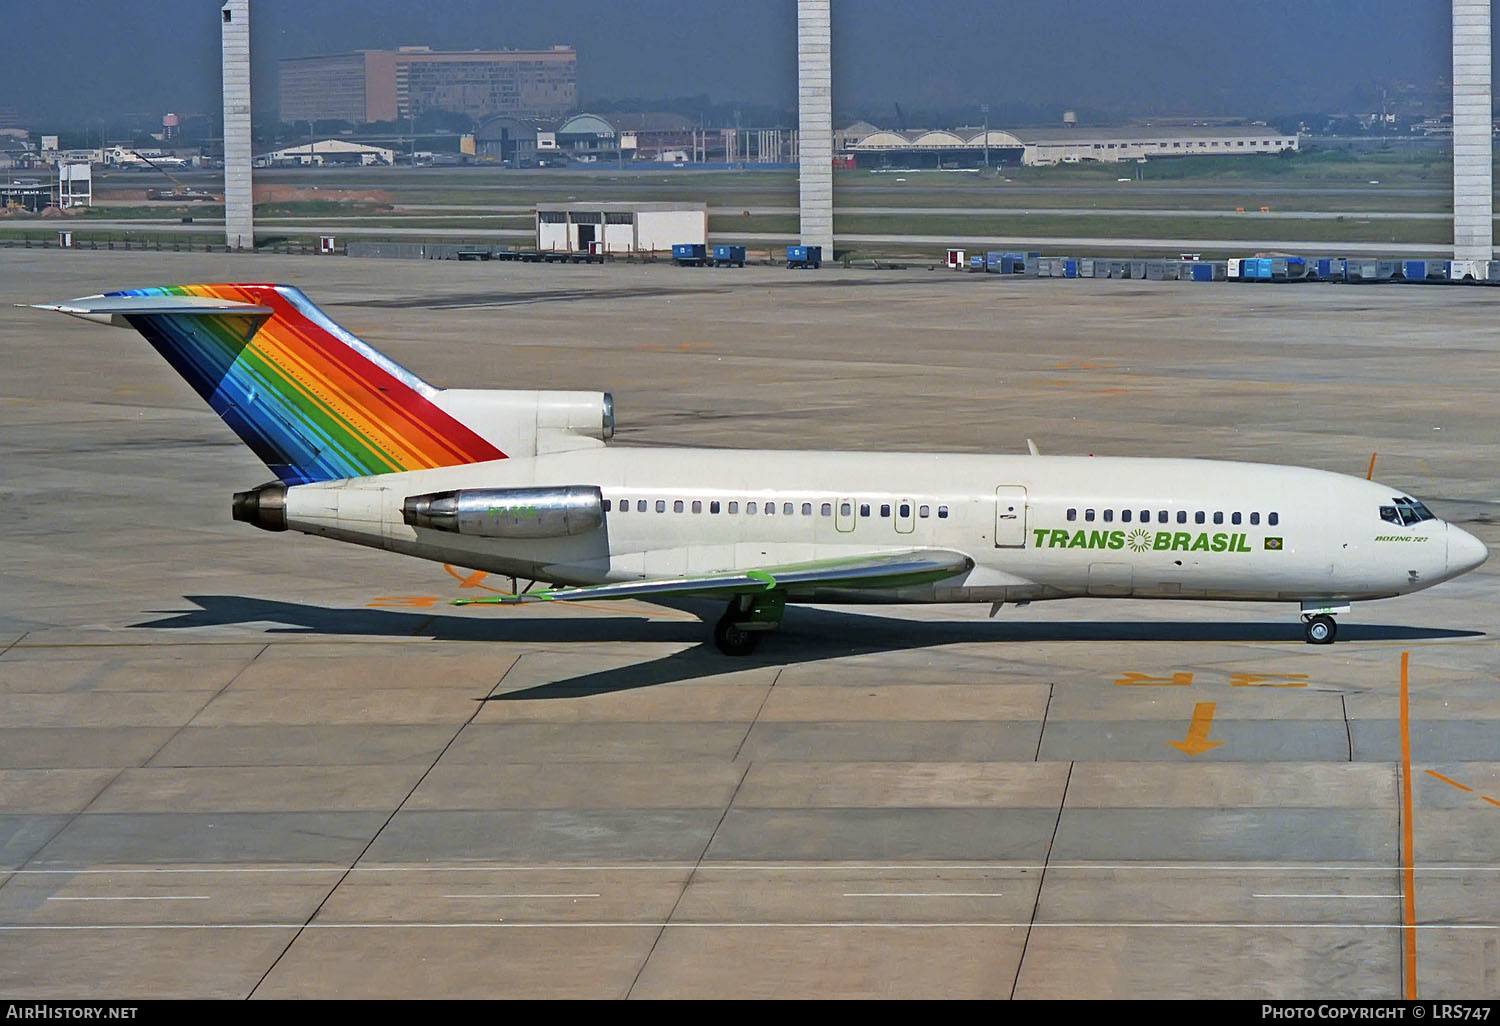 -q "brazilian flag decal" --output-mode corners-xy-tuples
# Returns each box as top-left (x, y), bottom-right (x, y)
(1264, 537), (1283, 550)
